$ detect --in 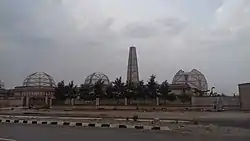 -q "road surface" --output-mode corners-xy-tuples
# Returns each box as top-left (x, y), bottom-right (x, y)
(2, 110), (250, 120)
(0, 124), (249, 141)
(2, 110), (250, 129)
